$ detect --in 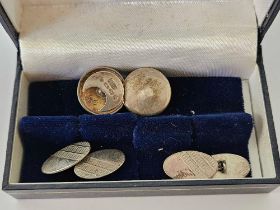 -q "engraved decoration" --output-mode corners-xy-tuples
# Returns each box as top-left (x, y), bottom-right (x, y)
(74, 149), (125, 179)
(163, 151), (218, 179)
(124, 68), (171, 116)
(41, 142), (91, 174)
